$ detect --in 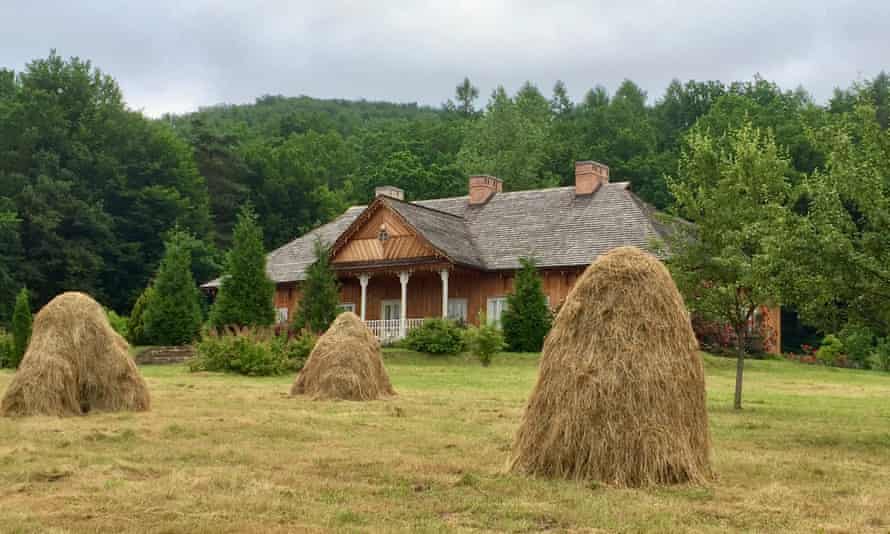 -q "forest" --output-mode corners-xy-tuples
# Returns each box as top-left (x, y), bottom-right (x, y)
(1, 52), (888, 349)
